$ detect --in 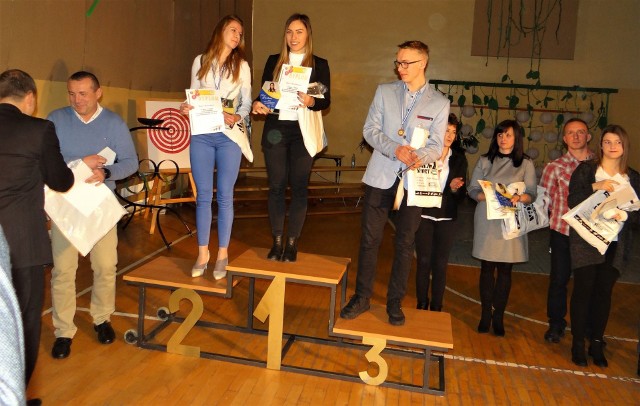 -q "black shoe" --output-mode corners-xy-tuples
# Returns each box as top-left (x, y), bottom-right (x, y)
(477, 308), (492, 333)
(571, 340), (588, 367)
(588, 339), (608, 367)
(267, 235), (283, 261)
(340, 295), (370, 319)
(492, 312), (505, 337)
(387, 299), (405, 326)
(416, 301), (428, 310)
(26, 399), (42, 406)
(544, 325), (565, 343)
(281, 237), (298, 262)
(95, 321), (115, 344)
(51, 337), (72, 359)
